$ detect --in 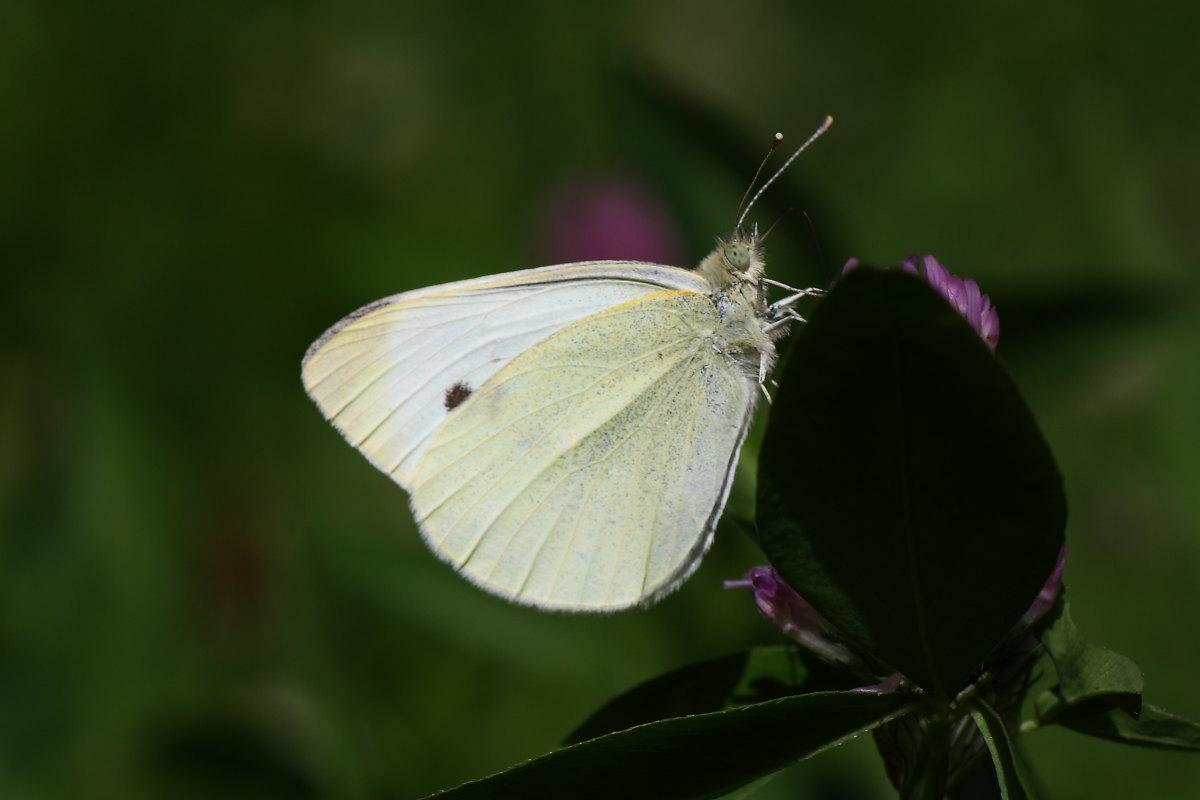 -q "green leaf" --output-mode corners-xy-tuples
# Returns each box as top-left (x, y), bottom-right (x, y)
(565, 645), (859, 744)
(1054, 702), (1200, 751)
(710, 773), (780, 800)
(423, 691), (916, 800)
(1037, 601), (1143, 718)
(758, 268), (1066, 698)
(969, 697), (1035, 800)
